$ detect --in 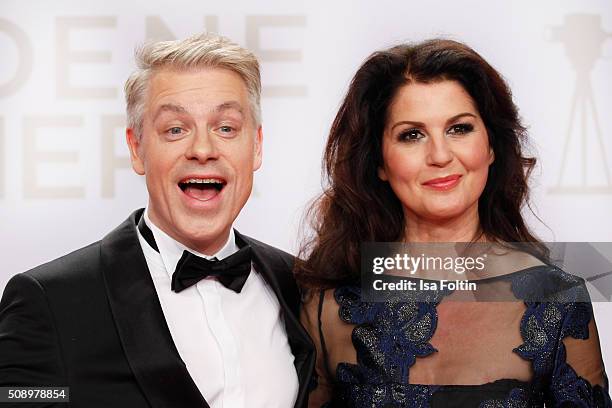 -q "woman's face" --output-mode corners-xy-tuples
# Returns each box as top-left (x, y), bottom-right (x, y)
(378, 80), (494, 224)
